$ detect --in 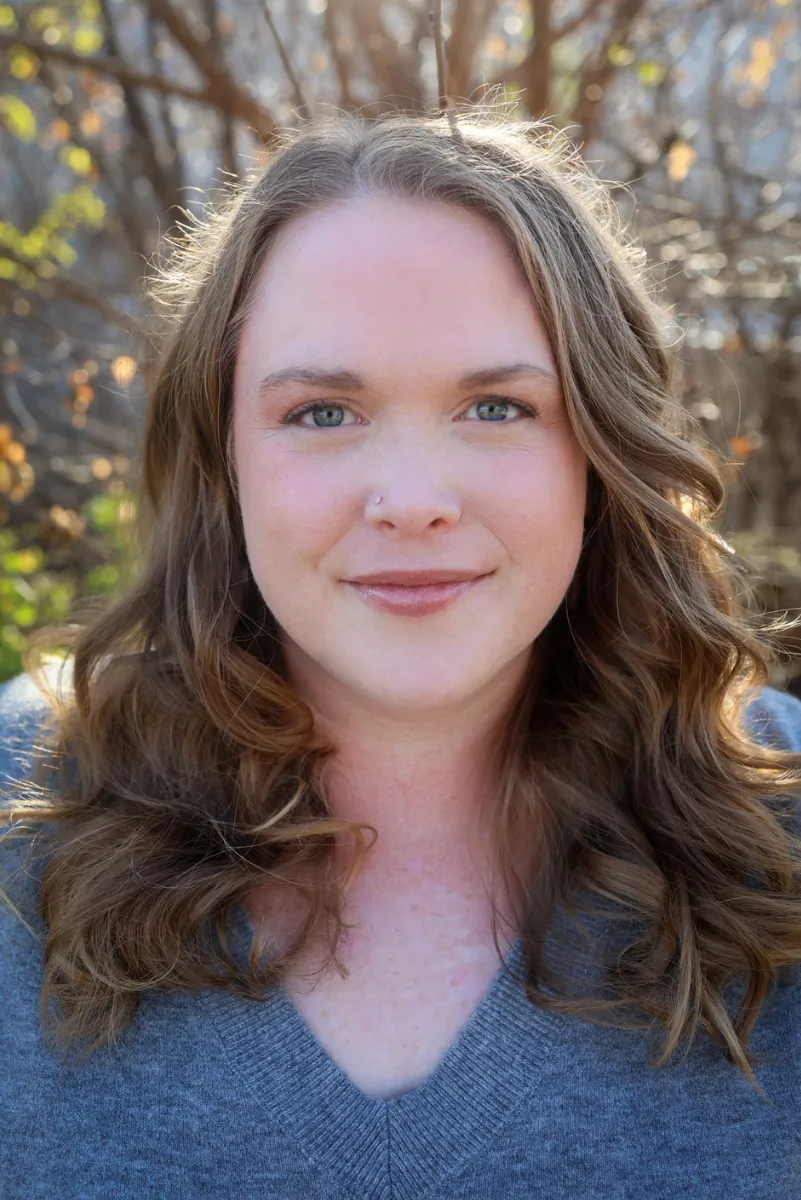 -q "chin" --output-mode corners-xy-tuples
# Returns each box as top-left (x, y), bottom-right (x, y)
(346, 657), (507, 715)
